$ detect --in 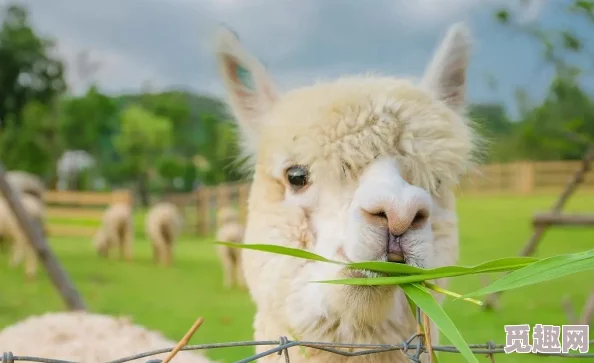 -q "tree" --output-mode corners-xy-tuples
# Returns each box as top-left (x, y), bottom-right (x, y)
(60, 85), (118, 153)
(0, 3), (67, 128)
(0, 100), (64, 181)
(195, 115), (243, 185)
(490, 0), (594, 161)
(113, 105), (172, 206)
(156, 153), (186, 191)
